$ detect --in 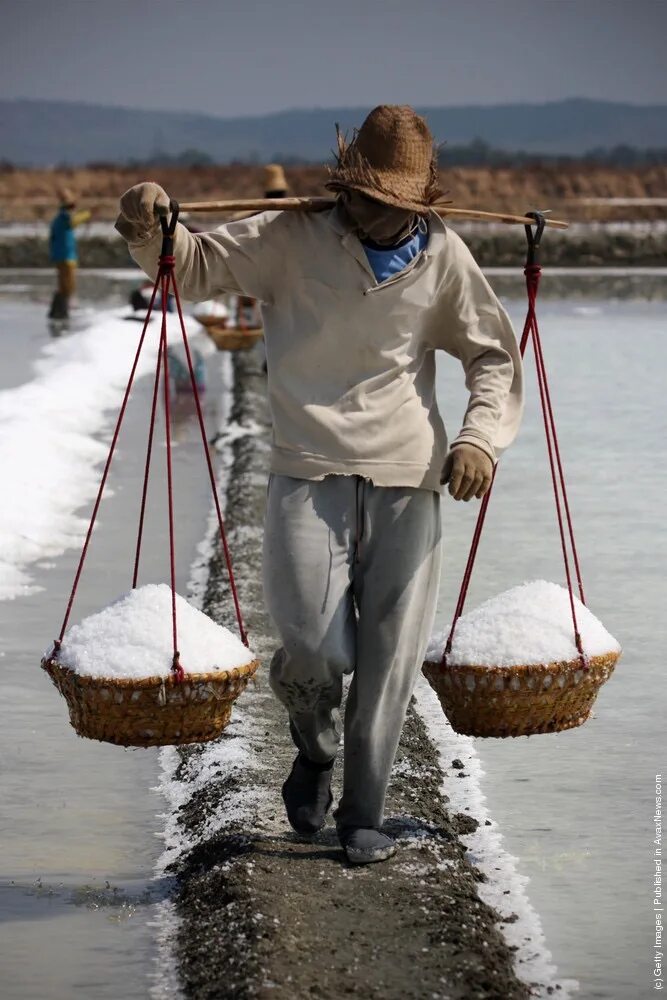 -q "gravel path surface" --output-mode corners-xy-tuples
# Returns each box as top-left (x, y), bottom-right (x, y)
(156, 350), (550, 1000)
